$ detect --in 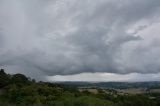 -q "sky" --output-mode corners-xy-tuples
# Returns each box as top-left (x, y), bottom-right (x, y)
(0, 0), (160, 81)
